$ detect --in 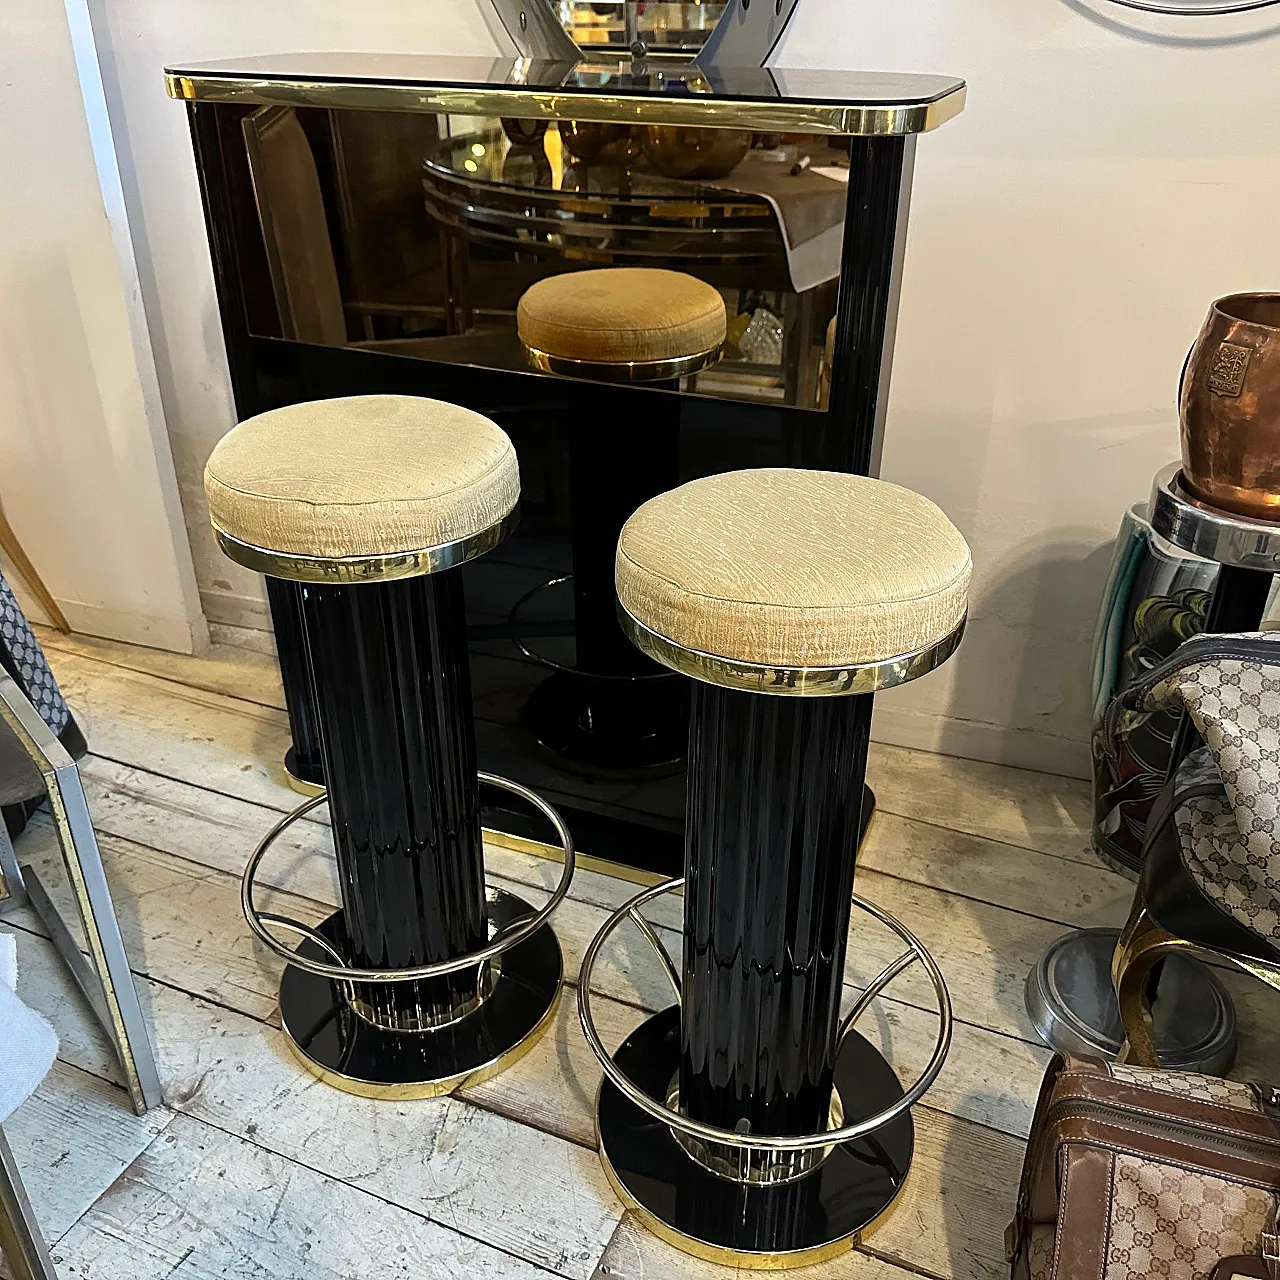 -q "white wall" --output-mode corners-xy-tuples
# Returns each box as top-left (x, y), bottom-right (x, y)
(778, 0), (1280, 778)
(87, 0), (1280, 774)
(0, 0), (205, 652)
(85, 0), (500, 632)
